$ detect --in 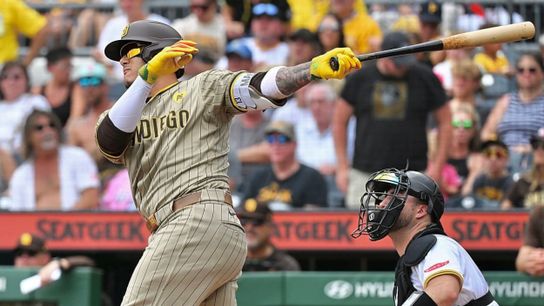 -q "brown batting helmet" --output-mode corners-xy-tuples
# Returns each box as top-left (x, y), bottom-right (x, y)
(104, 20), (182, 62)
